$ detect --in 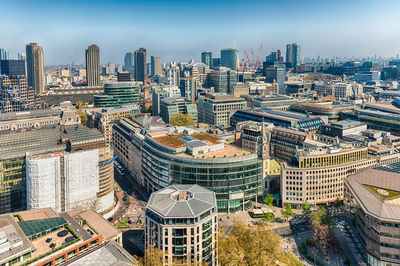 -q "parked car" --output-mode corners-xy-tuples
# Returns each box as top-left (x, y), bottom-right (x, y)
(65, 236), (75, 243)
(57, 230), (68, 237)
